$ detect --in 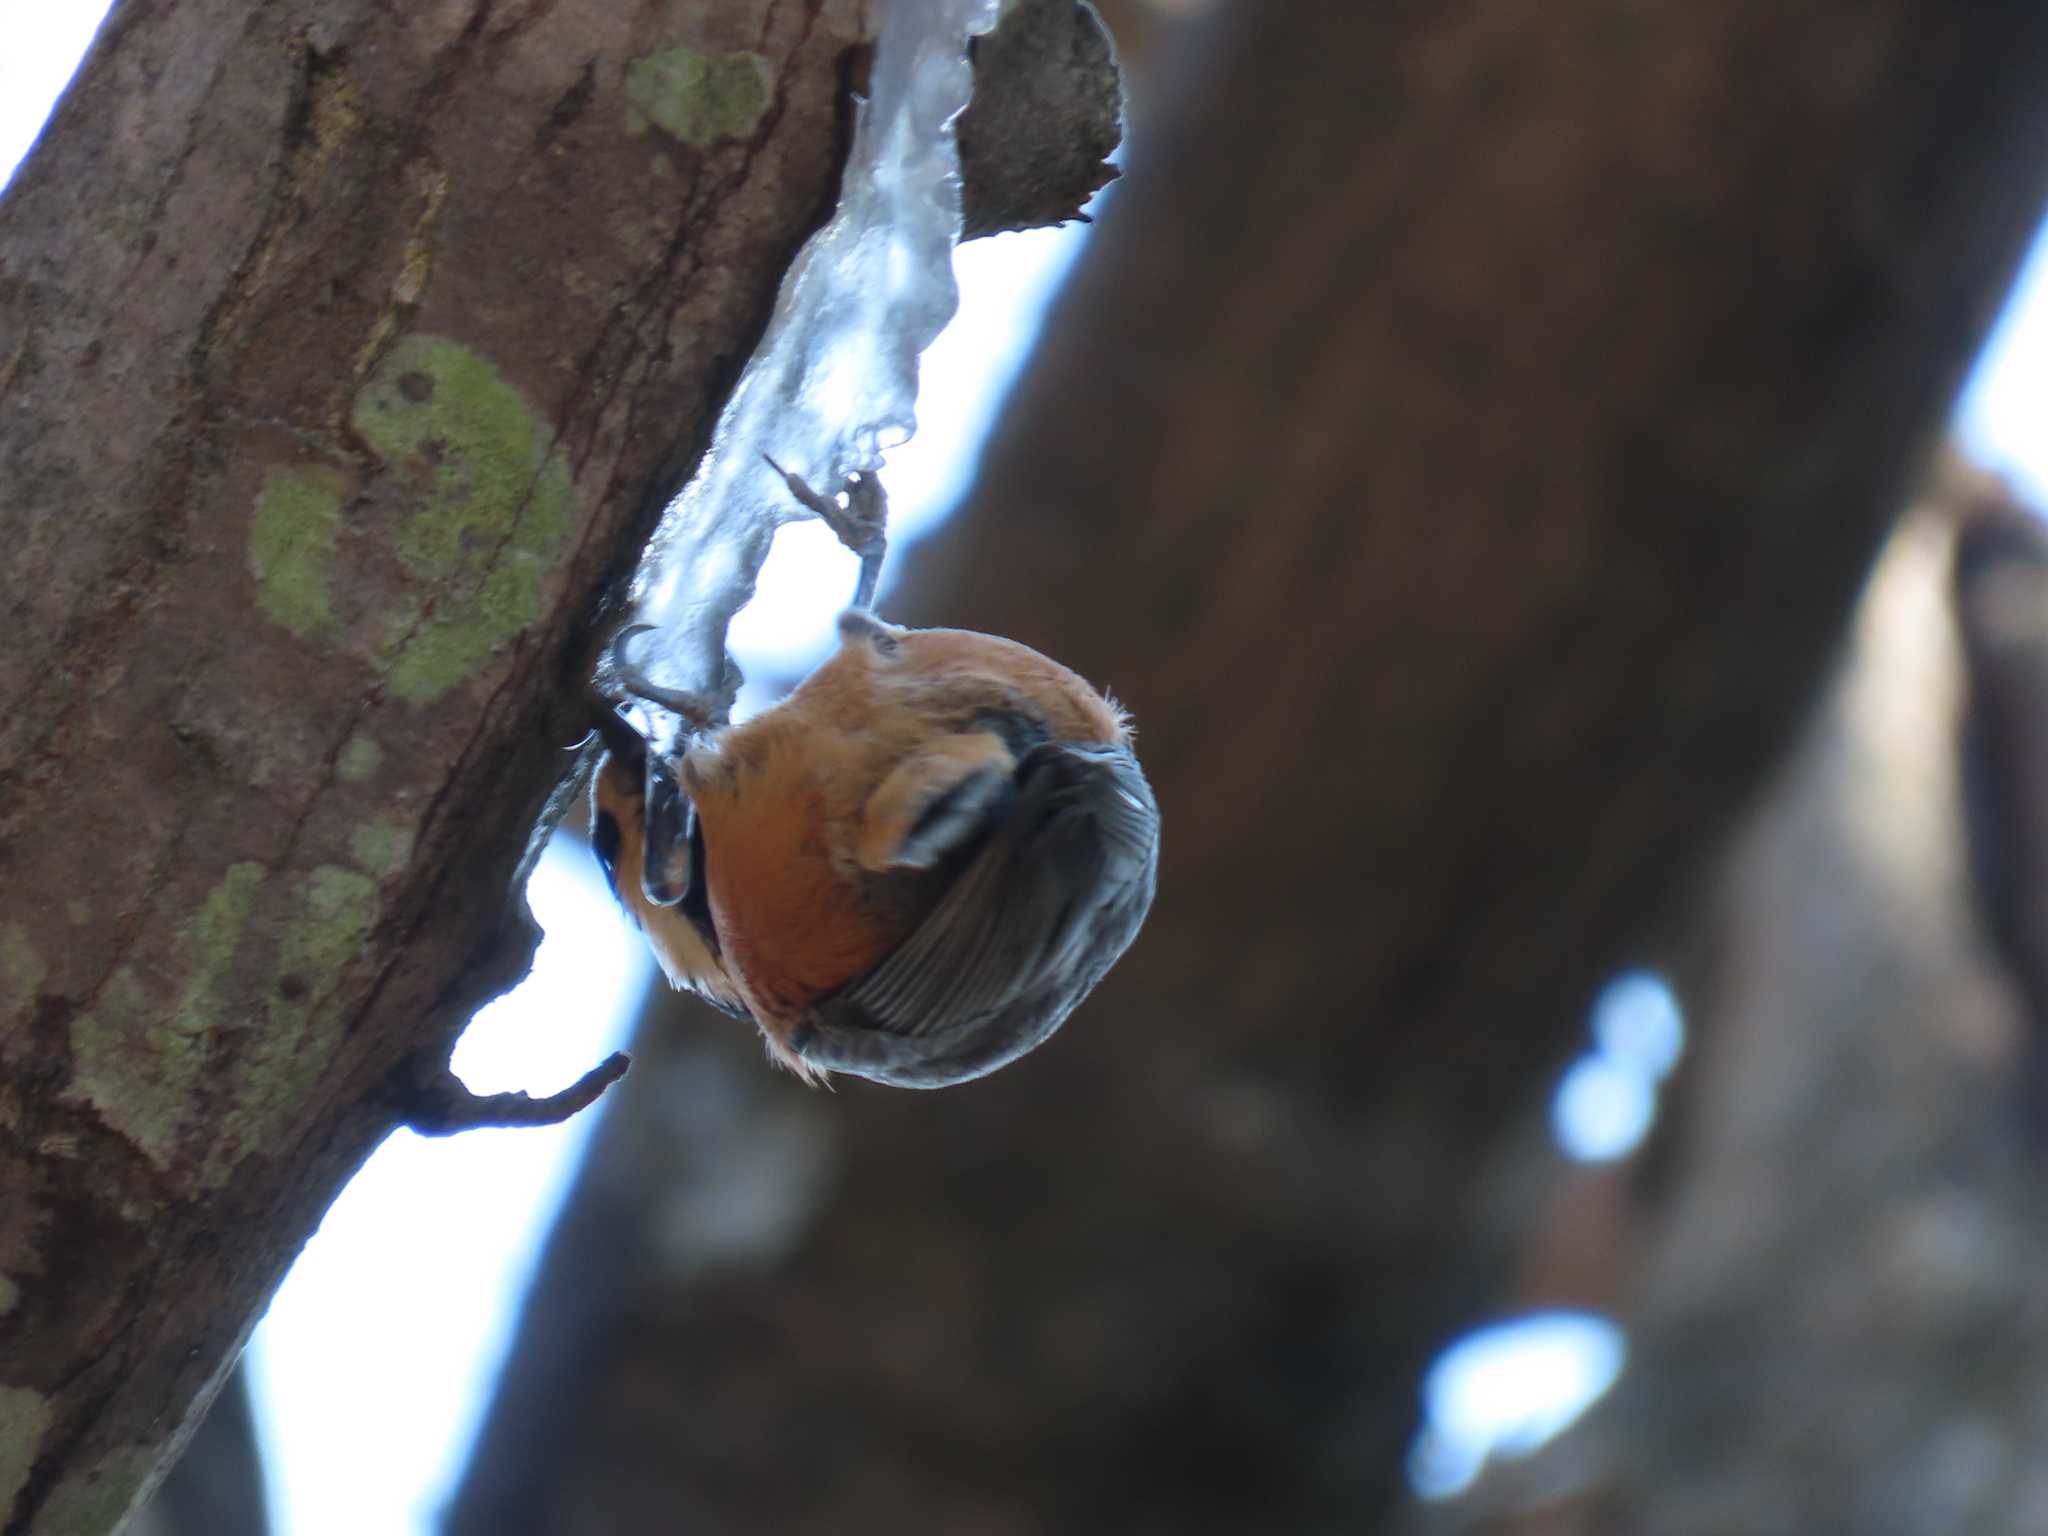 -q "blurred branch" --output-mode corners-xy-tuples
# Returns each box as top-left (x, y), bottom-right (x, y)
(450, 3), (2048, 1532)
(1426, 456), (2048, 1535)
